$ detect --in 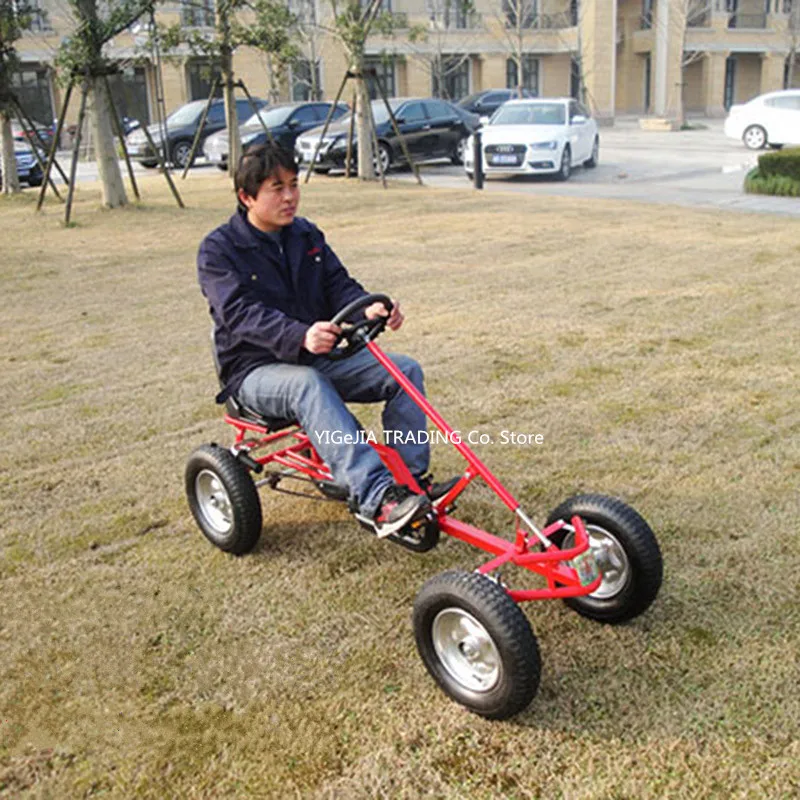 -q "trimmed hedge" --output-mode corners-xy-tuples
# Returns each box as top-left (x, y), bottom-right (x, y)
(744, 166), (800, 197)
(757, 147), (800, 182)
